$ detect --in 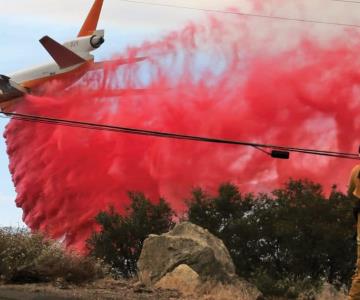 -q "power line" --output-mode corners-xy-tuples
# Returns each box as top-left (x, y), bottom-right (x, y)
(118, 0), (360, 29)
(332, 0), (360, 4)
(1, 111), (359, 161)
